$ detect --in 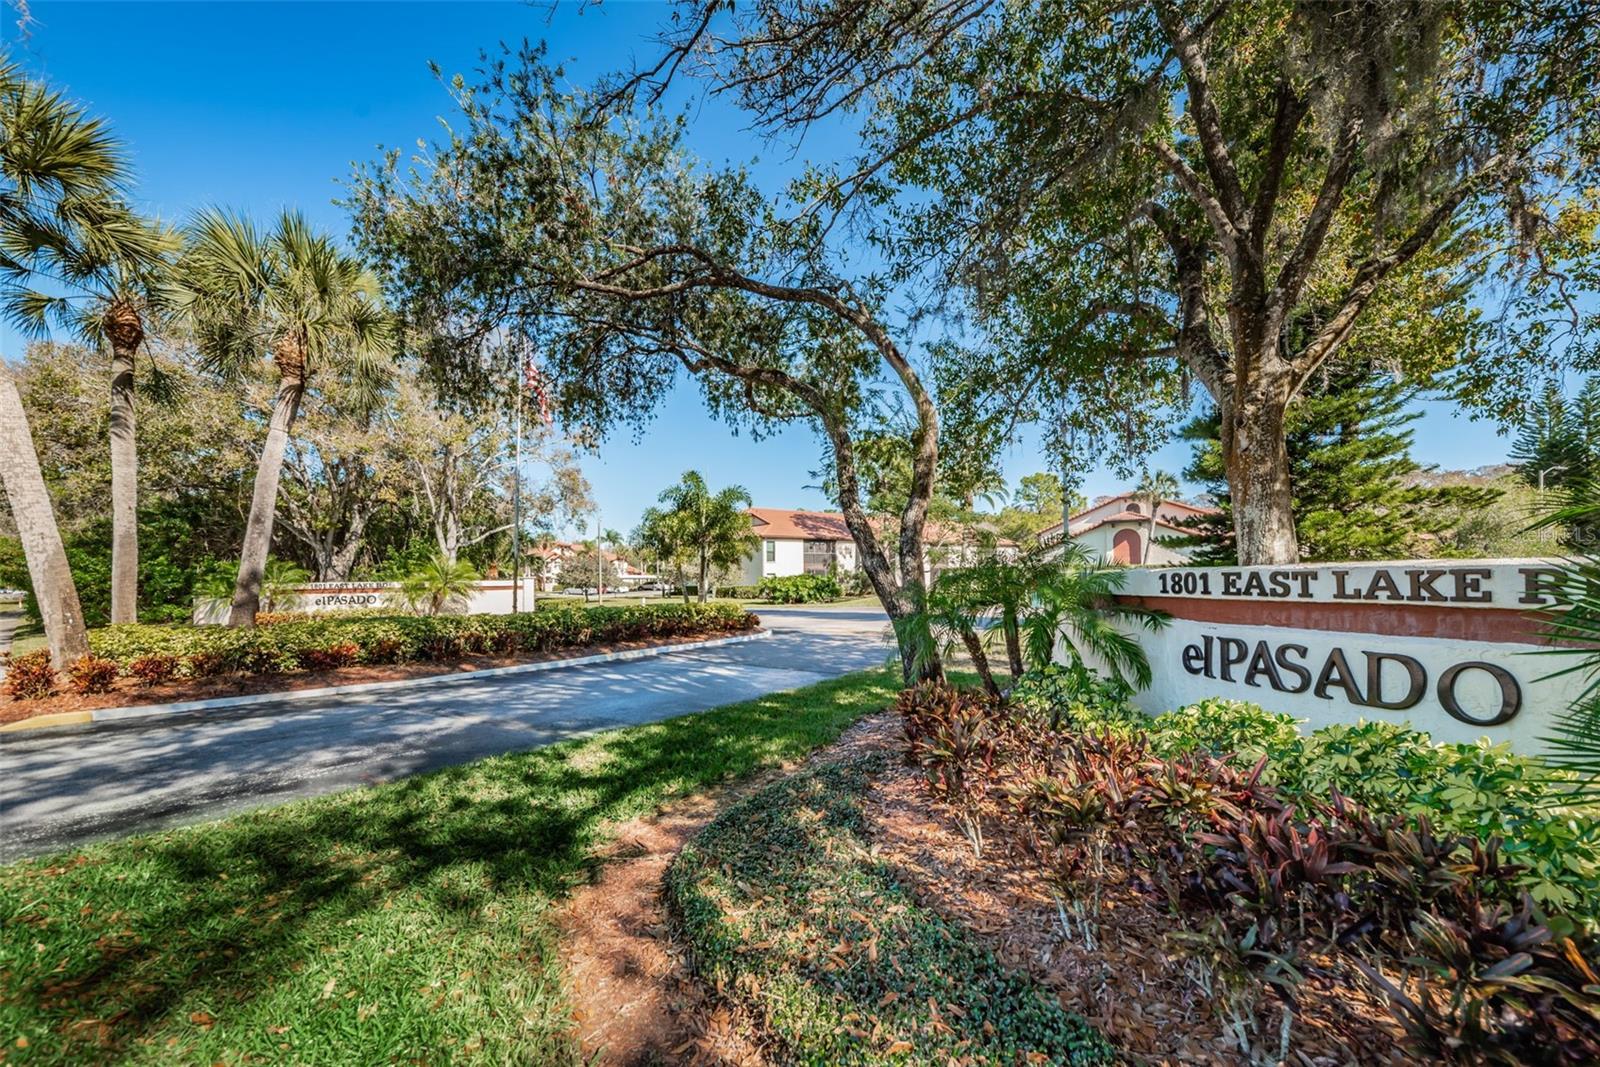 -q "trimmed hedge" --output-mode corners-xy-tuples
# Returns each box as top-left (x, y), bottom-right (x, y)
(758, 573), (842, 603)
(666, 755), (1114, 1065)
(3, 603), (761, 696)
